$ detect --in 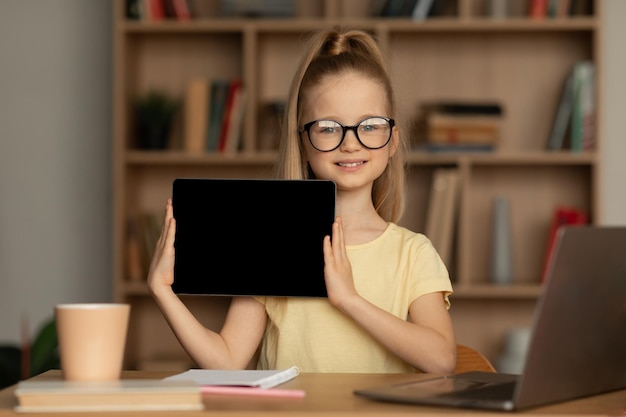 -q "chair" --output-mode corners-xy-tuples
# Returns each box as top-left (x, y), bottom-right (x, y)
(454, 344), (496, 374)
